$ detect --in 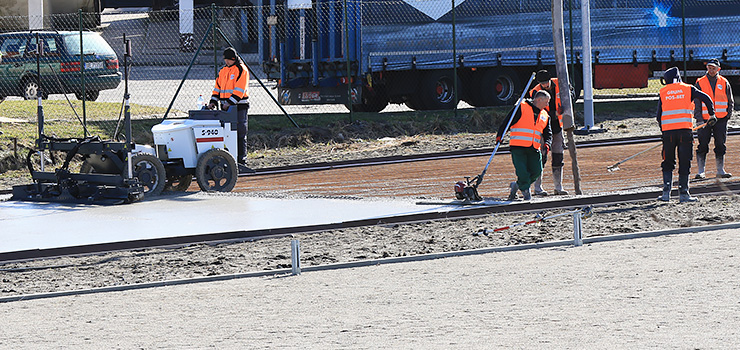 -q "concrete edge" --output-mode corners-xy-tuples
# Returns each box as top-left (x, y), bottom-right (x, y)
(2, 221), (740, 304)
